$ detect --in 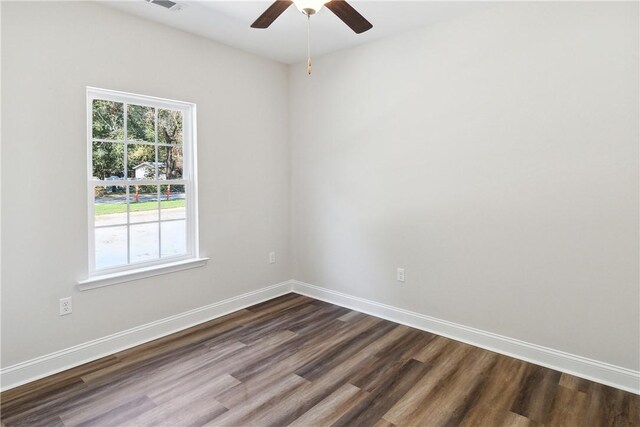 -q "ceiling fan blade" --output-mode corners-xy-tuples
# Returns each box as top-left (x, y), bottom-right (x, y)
(251, 1), (293, 28)
(325, 0), (372, 34)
